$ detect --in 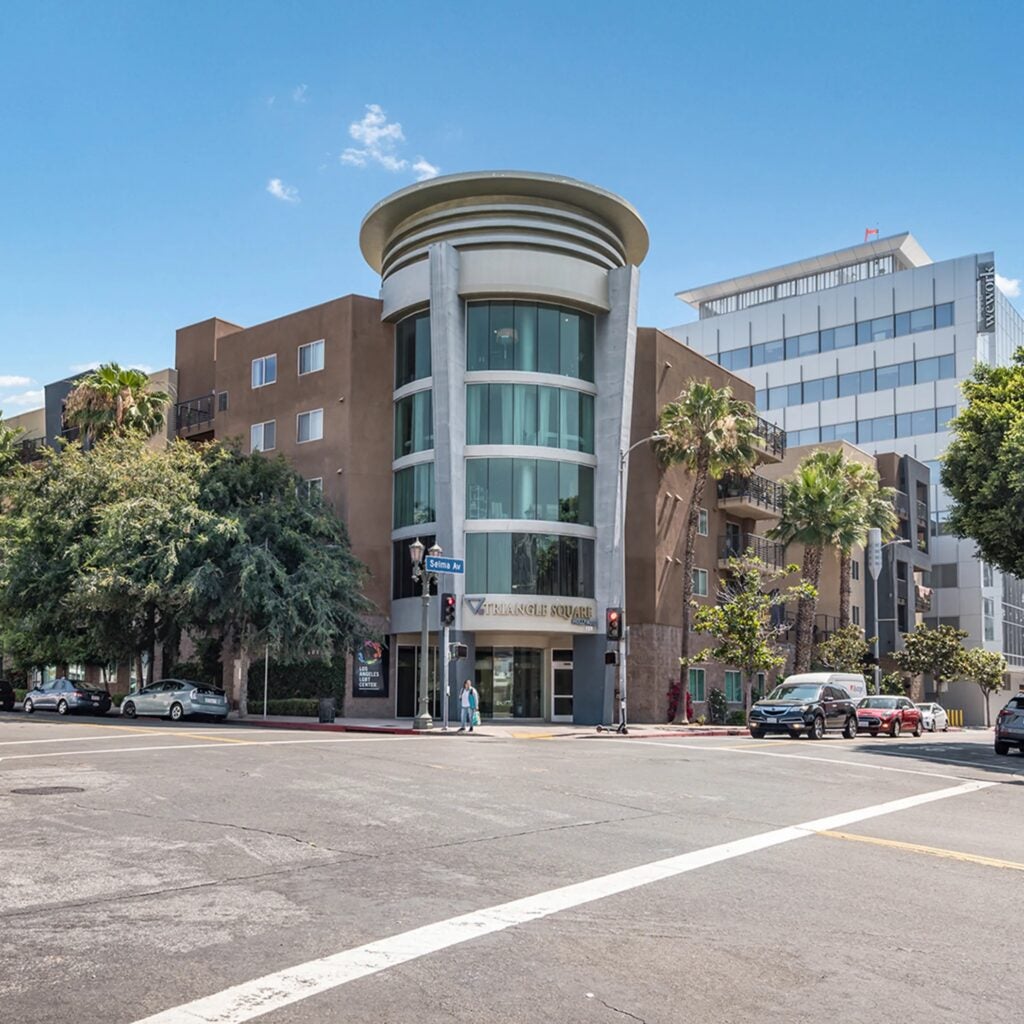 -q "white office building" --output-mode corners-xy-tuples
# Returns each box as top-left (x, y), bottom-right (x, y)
(669, 234), (1024, 724)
